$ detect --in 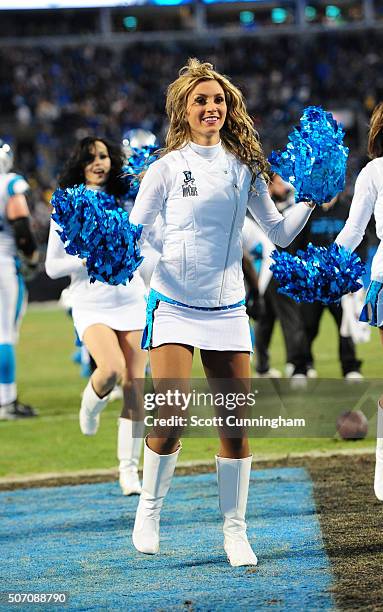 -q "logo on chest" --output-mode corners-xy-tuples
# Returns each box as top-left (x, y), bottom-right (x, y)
(182, 170), (198, 197)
